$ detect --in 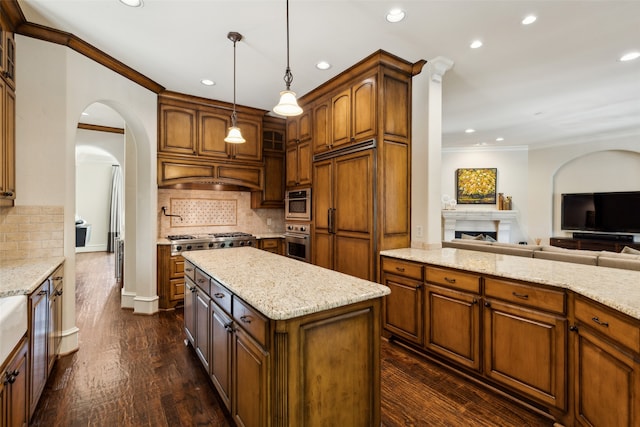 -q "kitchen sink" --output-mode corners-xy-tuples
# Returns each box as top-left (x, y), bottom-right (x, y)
(0, 295), (27, 366)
